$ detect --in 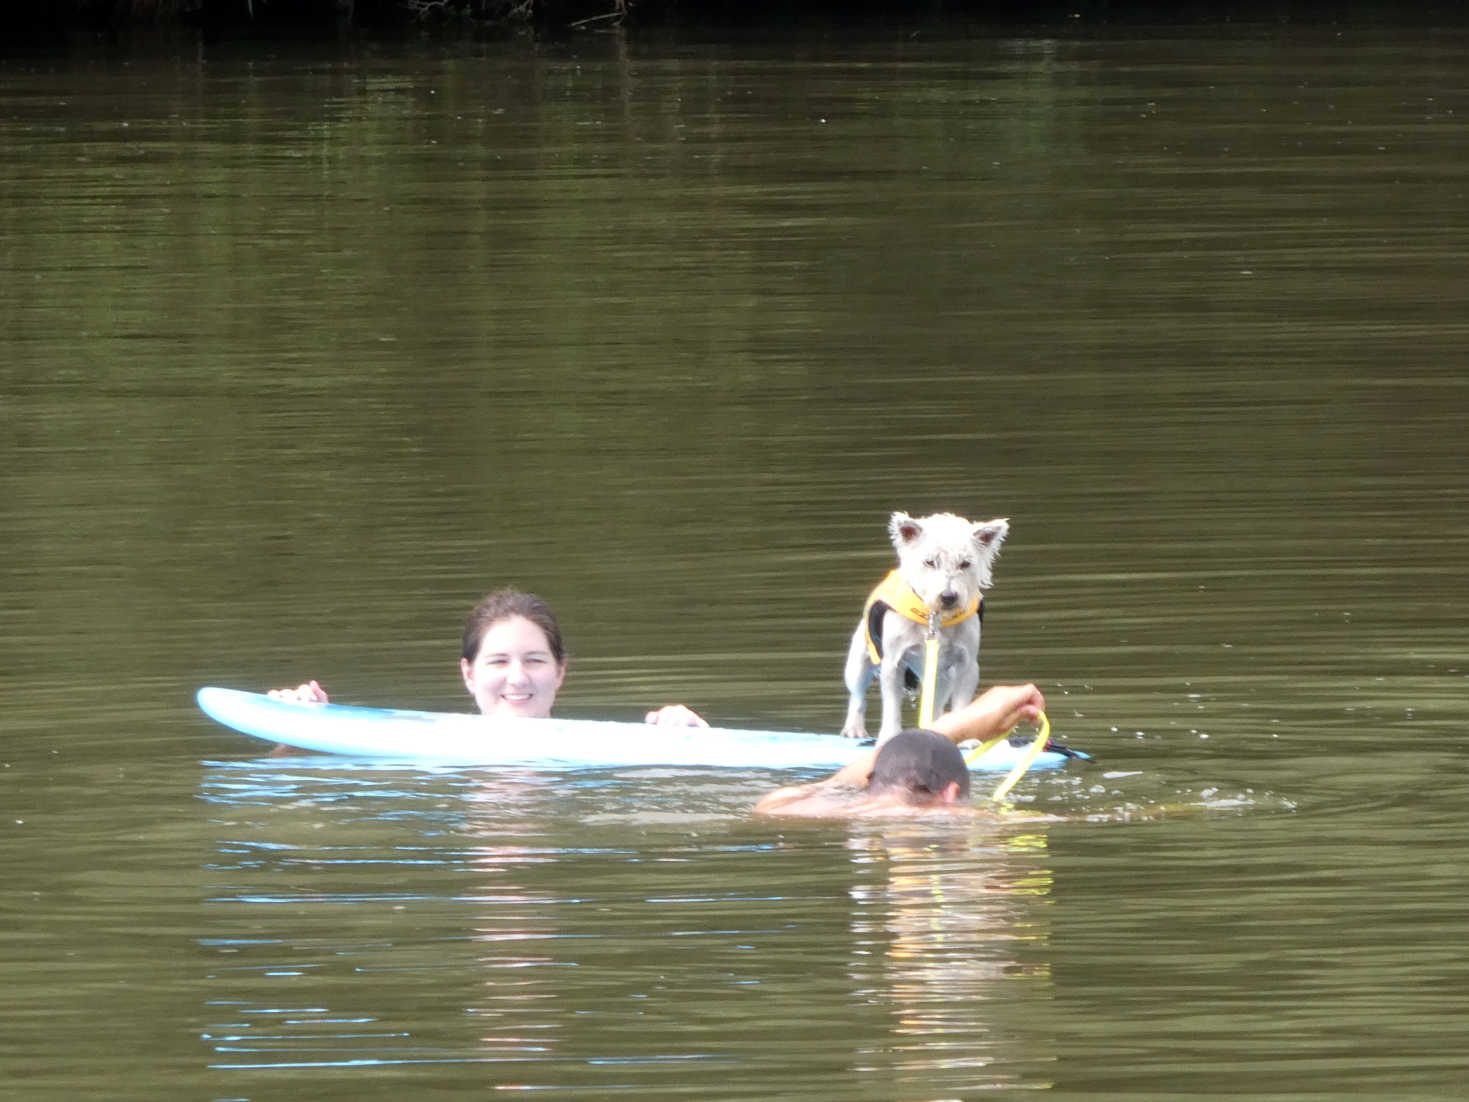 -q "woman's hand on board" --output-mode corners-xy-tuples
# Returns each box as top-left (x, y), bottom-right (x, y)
(267, 680), (330, 704)
(643, 704), (709, 728)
